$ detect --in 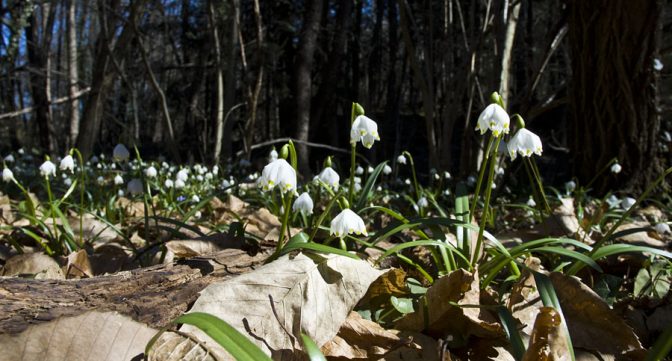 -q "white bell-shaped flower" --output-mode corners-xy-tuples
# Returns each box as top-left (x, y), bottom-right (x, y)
(476, 104), (510, 137)
(175, 179), (186, 189)
(350, 115), (380, 149)
(383, 165), (392, 175)
(59, 155), (75, 173)
(610, 163), (622, 174)
(258, 159), (297, 193)
(292, 192), (314, 215)
(113, 144), (130, 162)
(507, 128), (542, 160)
(269, 149), (278, 161)
(145, 166), (158, 178)
(397, 155), (407, 165)
(114, 174), (124, 185)
(417, 197), (428, 209)
(355, 166), (364, 175)
(4, 154), (15, 163)
(176, 169), (189, 182)
(318, 167), (340, 190)
(2, 168), (14, 183)
(654, 223), (670, 235)
(127, 178), (143, 196)
(330, 209), (367, 239)
(621, 197), (636, 210)
(164, 179), (174, 189)
(39, 160), (56, 178)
